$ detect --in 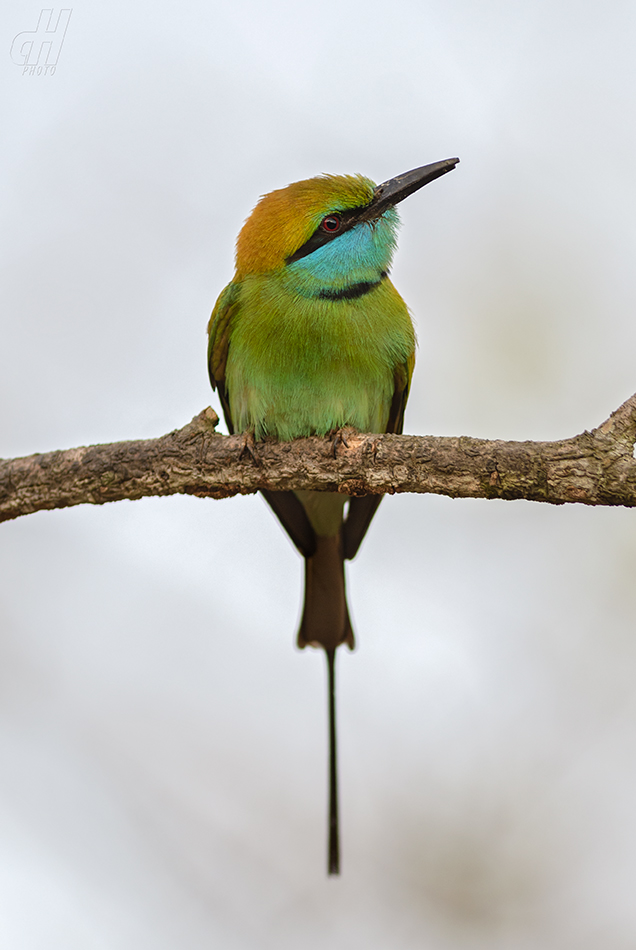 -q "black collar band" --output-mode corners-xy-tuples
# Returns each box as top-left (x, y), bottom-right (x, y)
(316, 273), (387, 301)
